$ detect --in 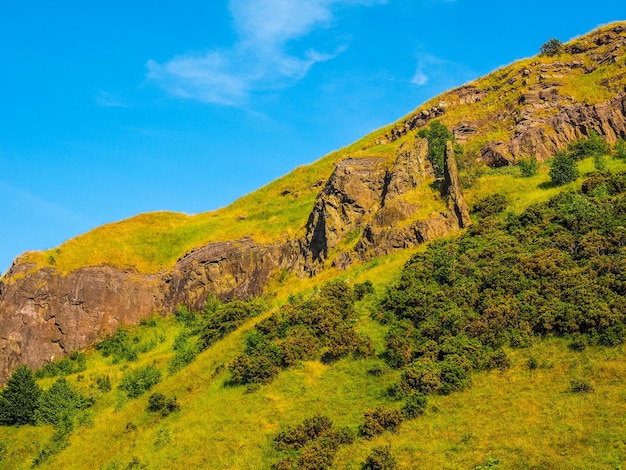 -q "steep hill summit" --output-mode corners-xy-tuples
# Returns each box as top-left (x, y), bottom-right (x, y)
(1, 22), (626, 383)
